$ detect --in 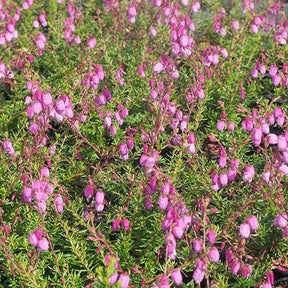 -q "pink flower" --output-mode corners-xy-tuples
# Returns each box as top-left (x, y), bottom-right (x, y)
(208, 247), (220, 263)
(240, 223), (250, 238)
(159, 195), (168, 210)
(54, 194), (64, 213)
(158, 275), (169, 288)
(207, 229), (216, 244)
(278, 164), (288, 176)
(277, 135), (287, 151)
(119, 273), (130, 288)
(219, 173), (228, 187)
(273, 74), (281, 86)
(269, 64), (278, 77)
(37, 237), (49, 251)
(193, 268), (205, 284)
(230, 259), (241, 275)
(29, 233), (38, 246)
(84, 185), (94, 199)
(232, 20), (239, 30)
(109, 272), (118, 285)
(87, 37), (97, 49)
(3, 140), (15, 155)
(22, 186), (32, 203)
(243, 165), (255, 183)
(171, 270), (182, 286)
(247, 215), (259, 231)
(121, 218), (130, 231)
(173, 225), (184, 239)
(274, 214), (287, 228)
(40, 167), (49, 178)
(241, 264), (252, 278)
(112, 217), (121, 232)
(153, 62), (164, 74)
(217, 120), (225, 131)
(267, 133), (278, 145)
(193, 239), (203, 253)
(227, 121), (235, 132)
(252, 127), (263, 146)
(95, 191), (104, 204)
(32, 101), (42, 114)
(95, 203), (104, 212)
